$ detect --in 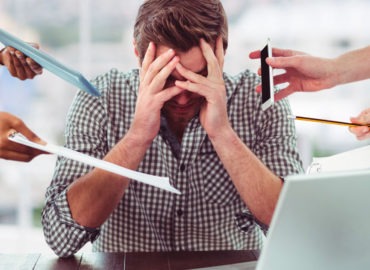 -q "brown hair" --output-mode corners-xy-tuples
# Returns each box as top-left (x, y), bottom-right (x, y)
(133, 0), (228, 61)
